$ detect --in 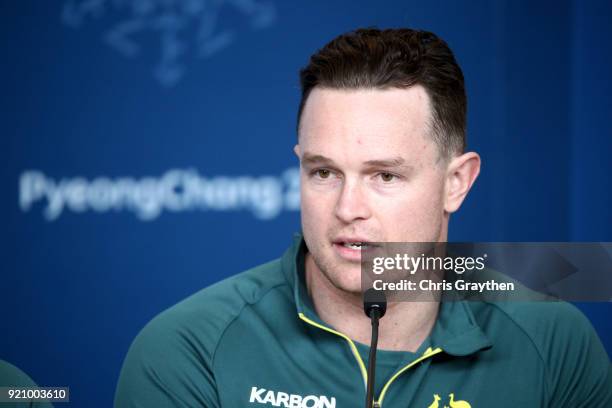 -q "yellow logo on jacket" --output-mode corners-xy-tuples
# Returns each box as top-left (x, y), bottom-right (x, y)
(427, 393), (471, 408)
